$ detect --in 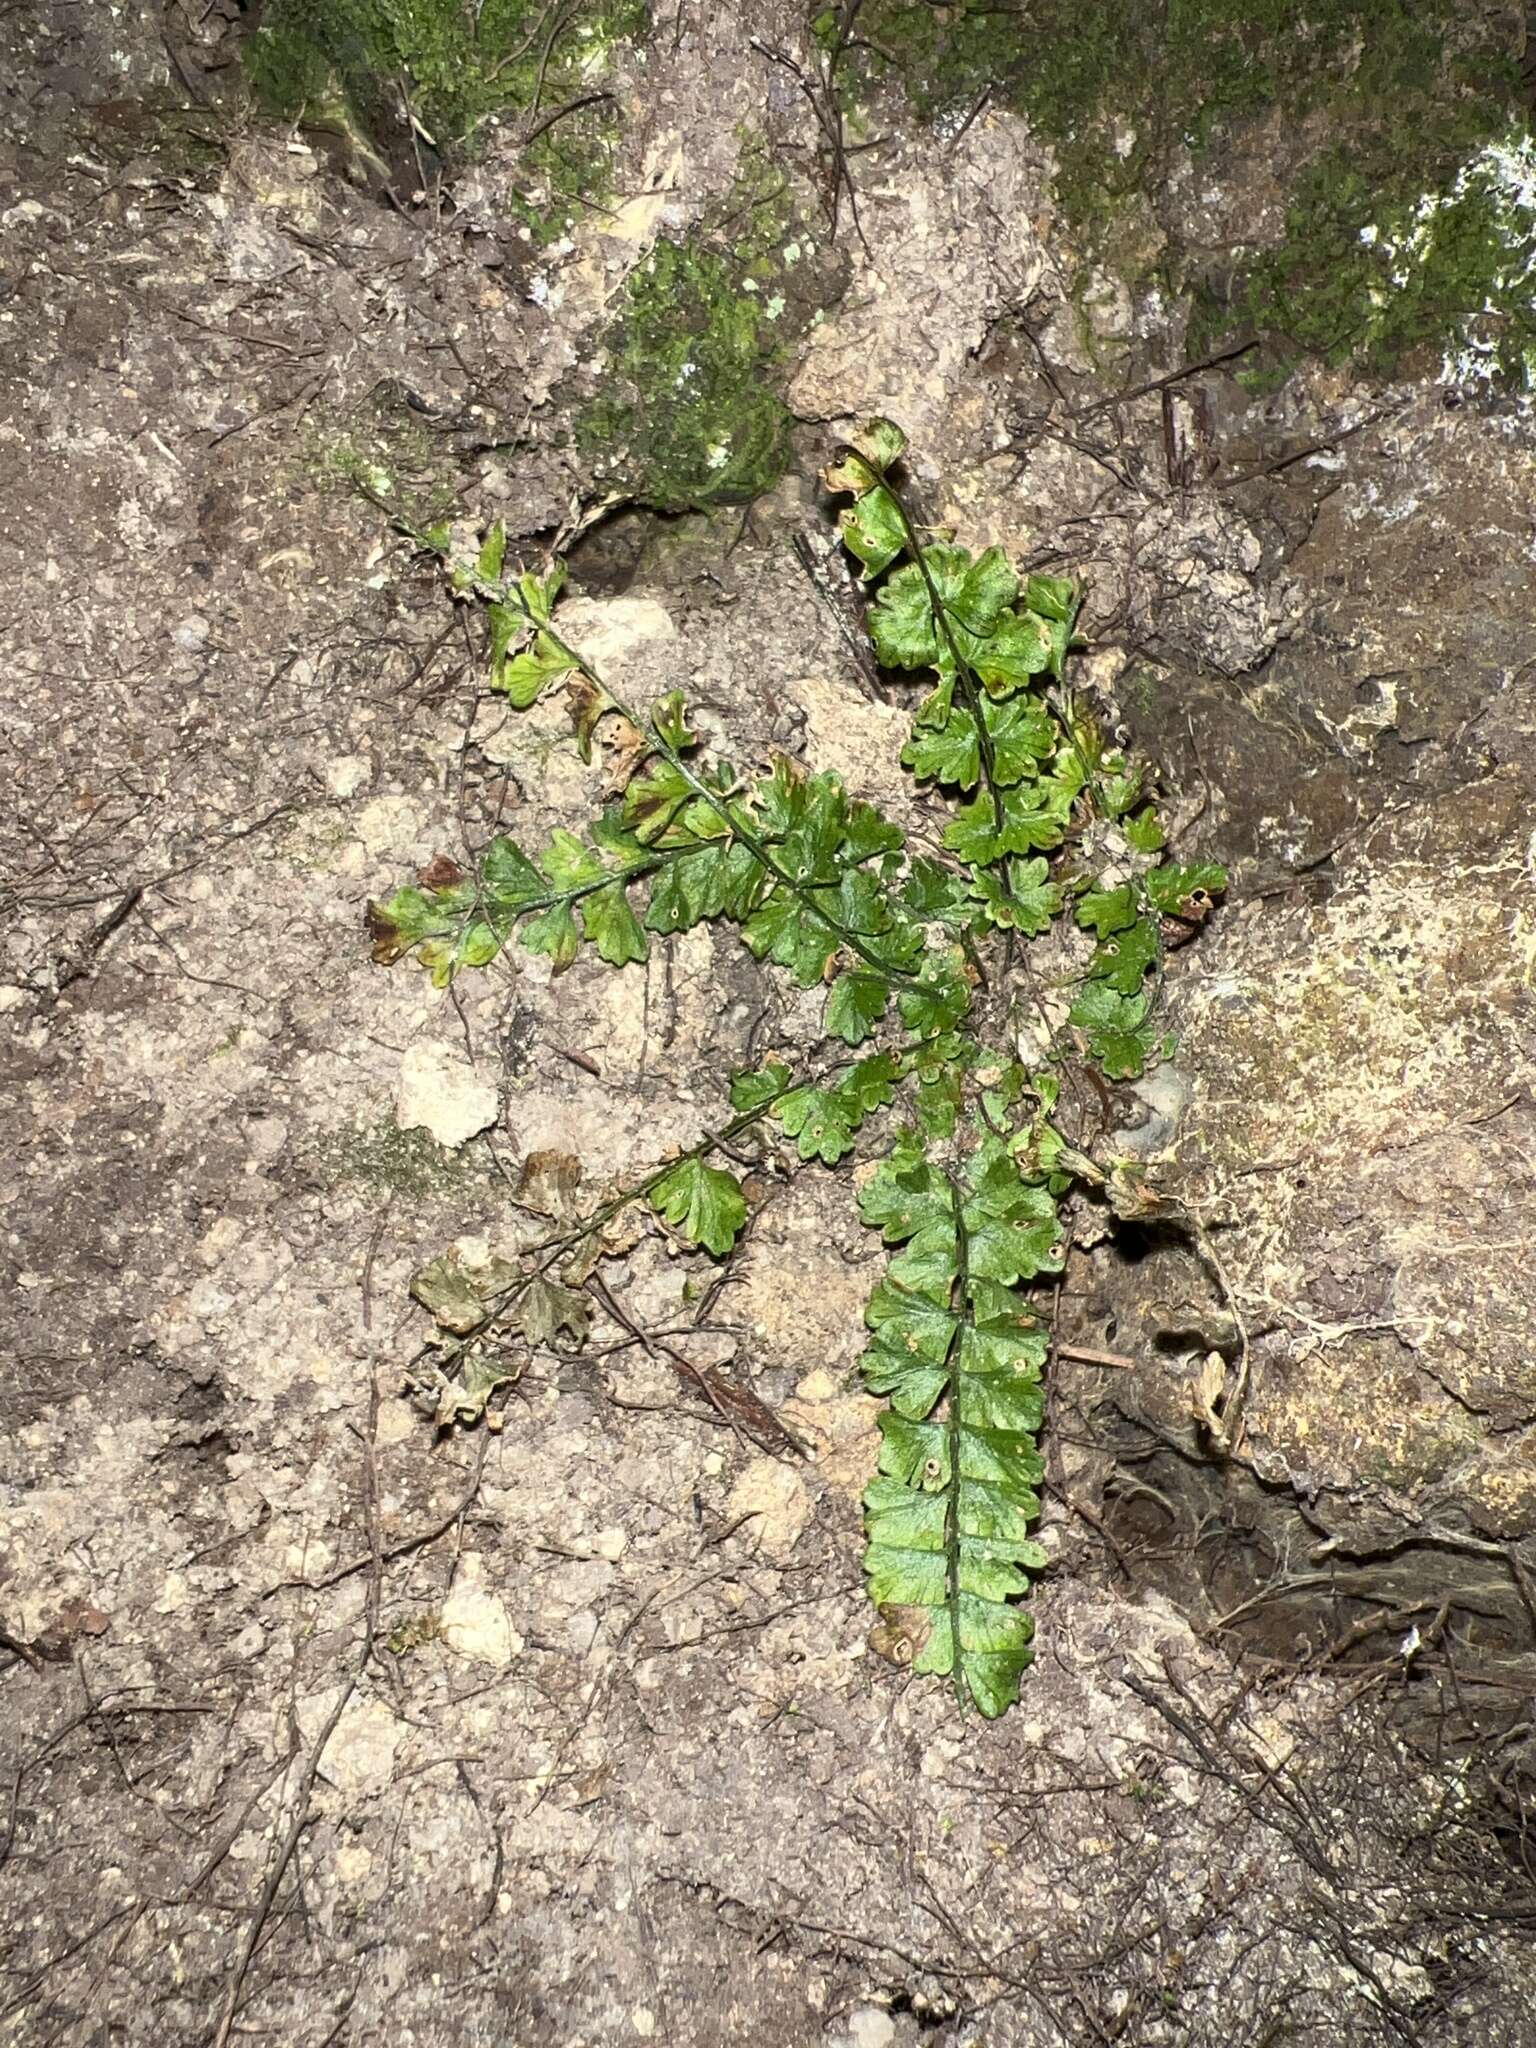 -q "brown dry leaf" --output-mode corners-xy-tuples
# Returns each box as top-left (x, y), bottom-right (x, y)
(558, 1196), (645, 1284)
(1190, 1350), (1231, 1449)
(516, 1150), (583, 1222)
(601, 715), (650, 798)
(412, 1347), (523, 1429)
(565, 674), (615, 762)
(677, 1355), (801, 1457)
(411, 1248), (520, 1334)
(597, 1200), (647, 1258)
(505, 1274), (590, 1349)
(868, 1602), (931, 1668)
(55, 1600), (110, 1638)
(571, 1762), (612, 1806)
(418, 853), (467, 890)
